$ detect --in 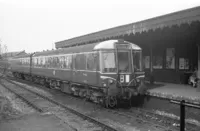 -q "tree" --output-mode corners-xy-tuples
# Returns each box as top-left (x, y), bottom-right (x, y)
(0, 40), (8, 59)
(0, 40), (9, 77)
